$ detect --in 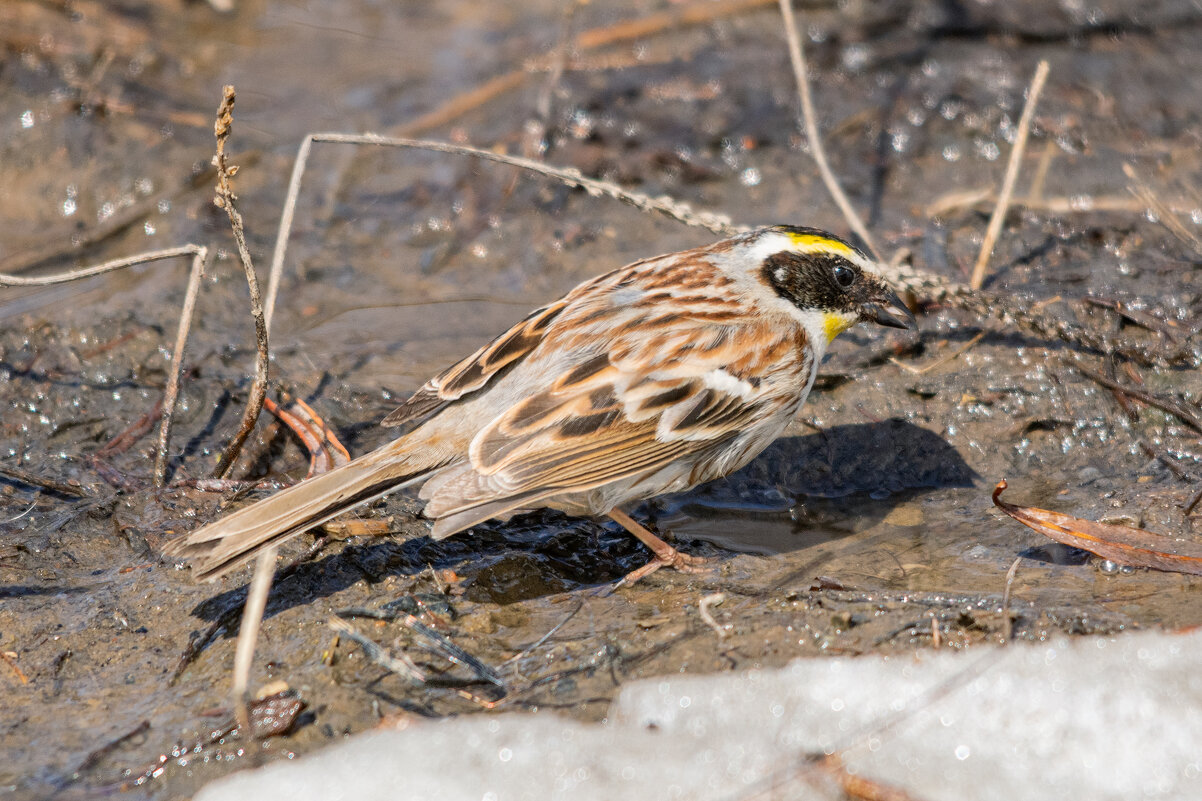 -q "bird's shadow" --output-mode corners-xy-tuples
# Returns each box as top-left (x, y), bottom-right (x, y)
(657, 418), (977, 554)
(187, 419), (975, 625)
